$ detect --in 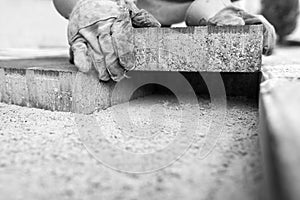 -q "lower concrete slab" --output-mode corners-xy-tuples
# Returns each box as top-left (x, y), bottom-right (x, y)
(0, 66), (159, 114)
(0, 61), (261, 114)
(0, 29), (263, 113)
(0, 66), (76, 112)
(0, 26), (263, 113)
